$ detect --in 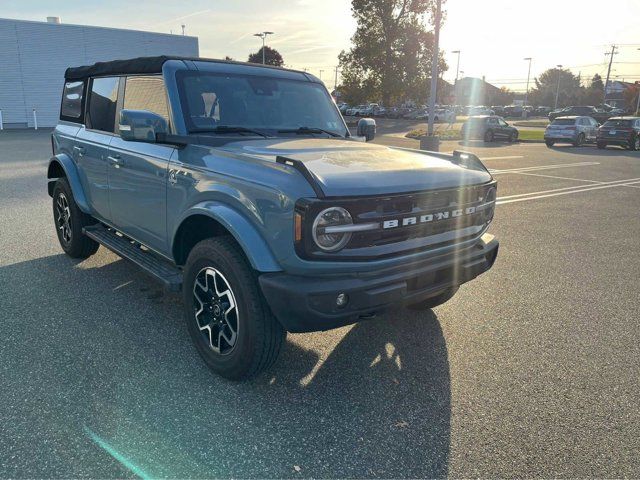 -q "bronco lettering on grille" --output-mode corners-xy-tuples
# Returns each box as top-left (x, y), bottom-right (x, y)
(382, 206), (477, 229)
